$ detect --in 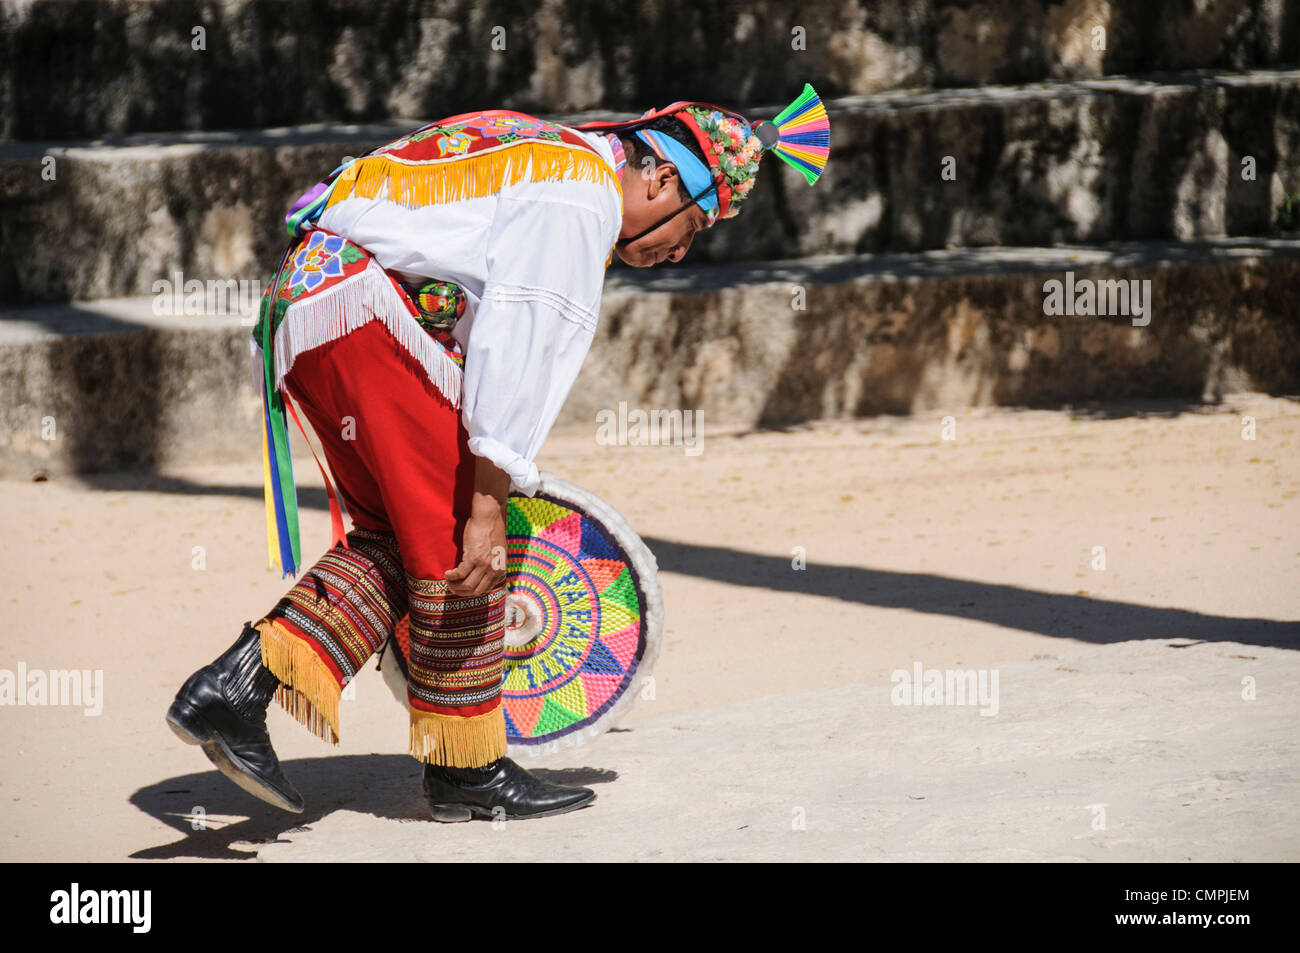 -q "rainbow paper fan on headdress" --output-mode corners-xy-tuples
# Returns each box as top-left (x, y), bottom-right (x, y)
(752, 83), (830, 185)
